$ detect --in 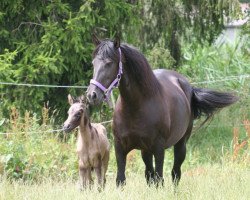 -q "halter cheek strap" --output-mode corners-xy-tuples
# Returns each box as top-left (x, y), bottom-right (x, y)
(90, 47), (123, 102)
